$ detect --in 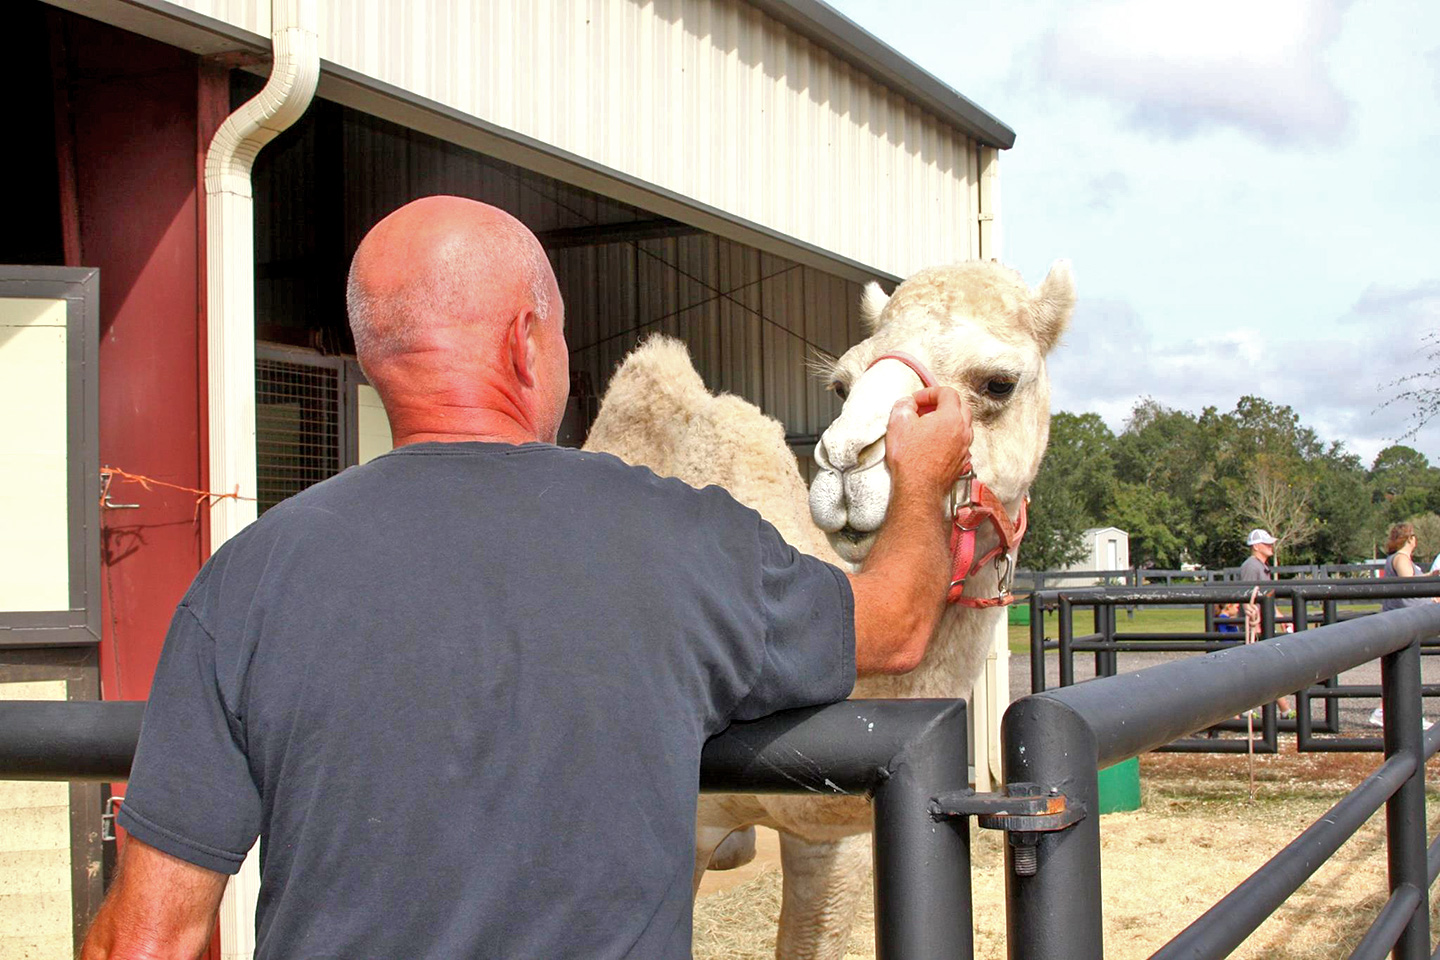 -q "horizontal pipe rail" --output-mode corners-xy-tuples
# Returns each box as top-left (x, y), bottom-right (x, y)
(1149, 751), (1416, 960)
(0, 700), (144, 780)
(1349, 884), (1423, 960)
(1029, 607), (1440, 768)
(1033, 578), (1440, 606)
(1005, 604), (1440, 960)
